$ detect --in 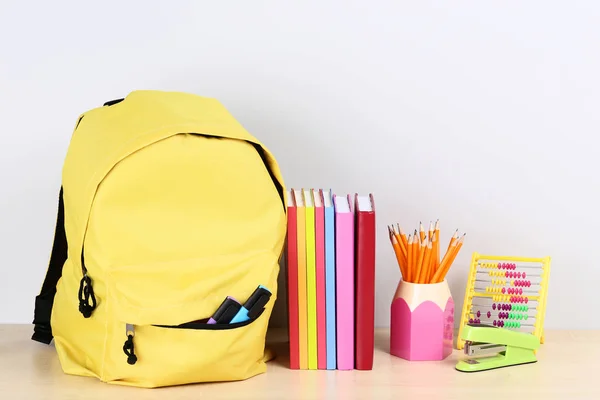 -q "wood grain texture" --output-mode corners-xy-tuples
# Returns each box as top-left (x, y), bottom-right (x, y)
(1, 325), (598, 399)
